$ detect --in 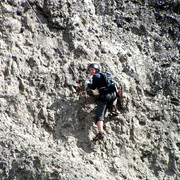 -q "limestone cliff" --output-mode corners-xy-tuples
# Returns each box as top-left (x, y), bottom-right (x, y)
(0, 0), (179, 179)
